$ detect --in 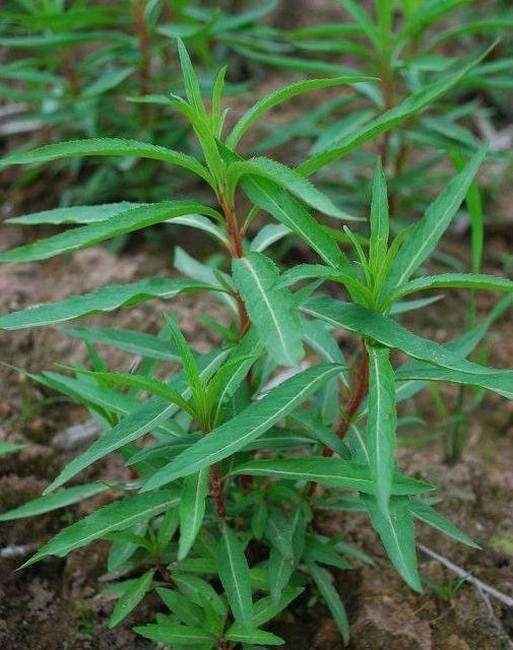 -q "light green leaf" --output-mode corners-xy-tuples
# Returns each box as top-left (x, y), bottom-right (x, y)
(308, 562), (350, 644)
(0, 138), (211, 182)
(242, 177), (347, 268)
(366, 344), (396, 514)
(302, 298), (508, 376)
(140, 364), (342, 491)
(7, 202), (142, 225)
(178, 469), (209, 561)
(225, 623), (284, 646)
(395, 273), (513, 299)
(157, 587), (204, 628)
(227, 157), (350, 219)
(0, 482), (108, 521)
(384, 148), (487, 291)
(134, 622), (214, 646)
(232, 252), (304, 367)
(409, 499), (479, 548)
(298, 47), (492, 177)
(364, 495), (422, 592)
(108, 569), (155, 628)
(369, 159), (389, 281)
(227, 76), (370, 149)
(0, 278), (208, 330)
(250, 224), (290, 252)
(22, 490), (179, 567)
(218, 523), (253, 624)
(252, 587), (304, 627)
(228, 458), (433, 496)
(0, 201), (219, 263)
